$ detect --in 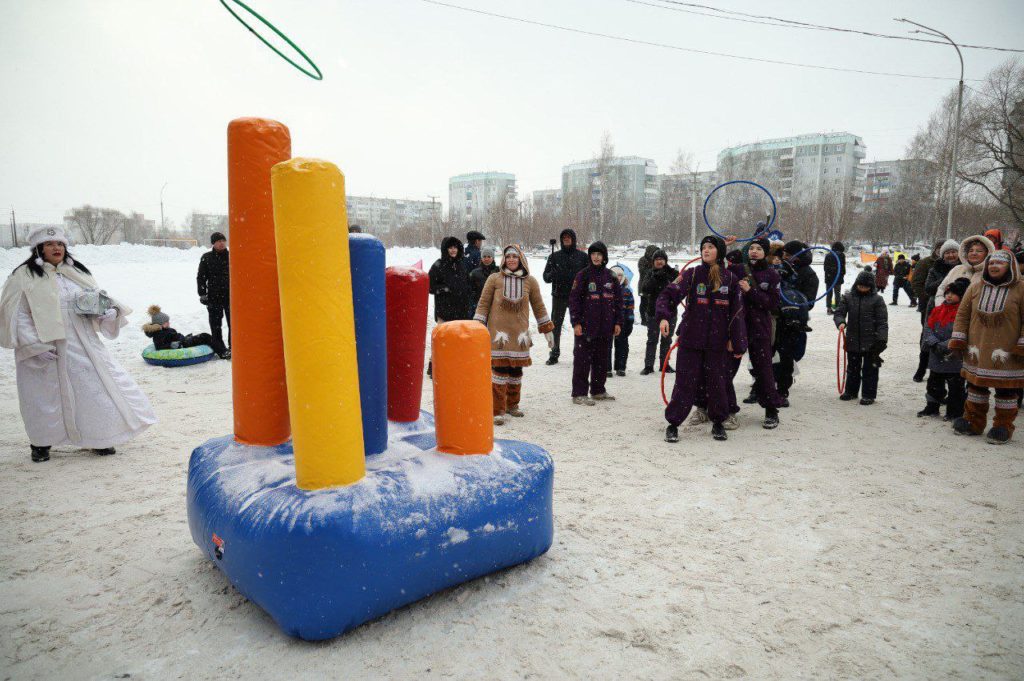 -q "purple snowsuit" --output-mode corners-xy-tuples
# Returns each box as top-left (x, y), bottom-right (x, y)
(656, 263), (747, 425)
(743, 262), (785, 409)
(696, 260), (748, 414)
(569, 265), (623, 397)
